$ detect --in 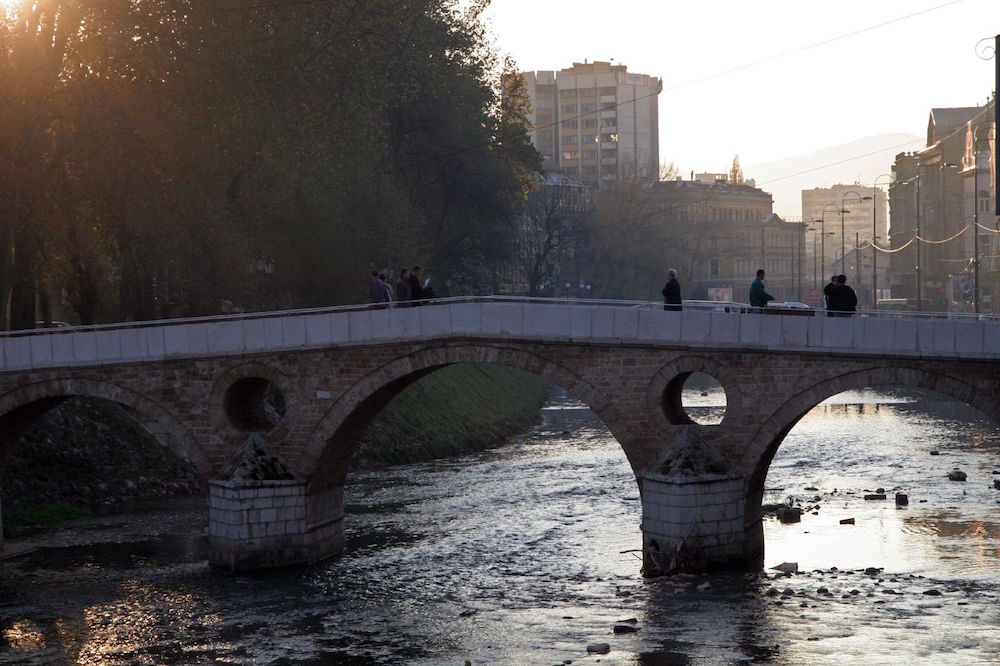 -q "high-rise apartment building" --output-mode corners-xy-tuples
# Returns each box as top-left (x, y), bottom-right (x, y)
(521, 61), (661, 188)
